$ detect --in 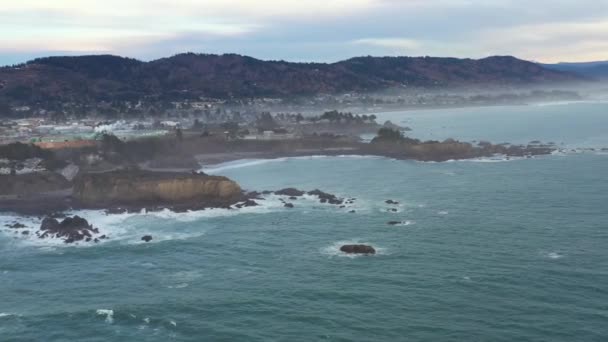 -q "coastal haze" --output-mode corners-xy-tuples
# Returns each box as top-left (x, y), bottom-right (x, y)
(1, 1), (608, 341)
